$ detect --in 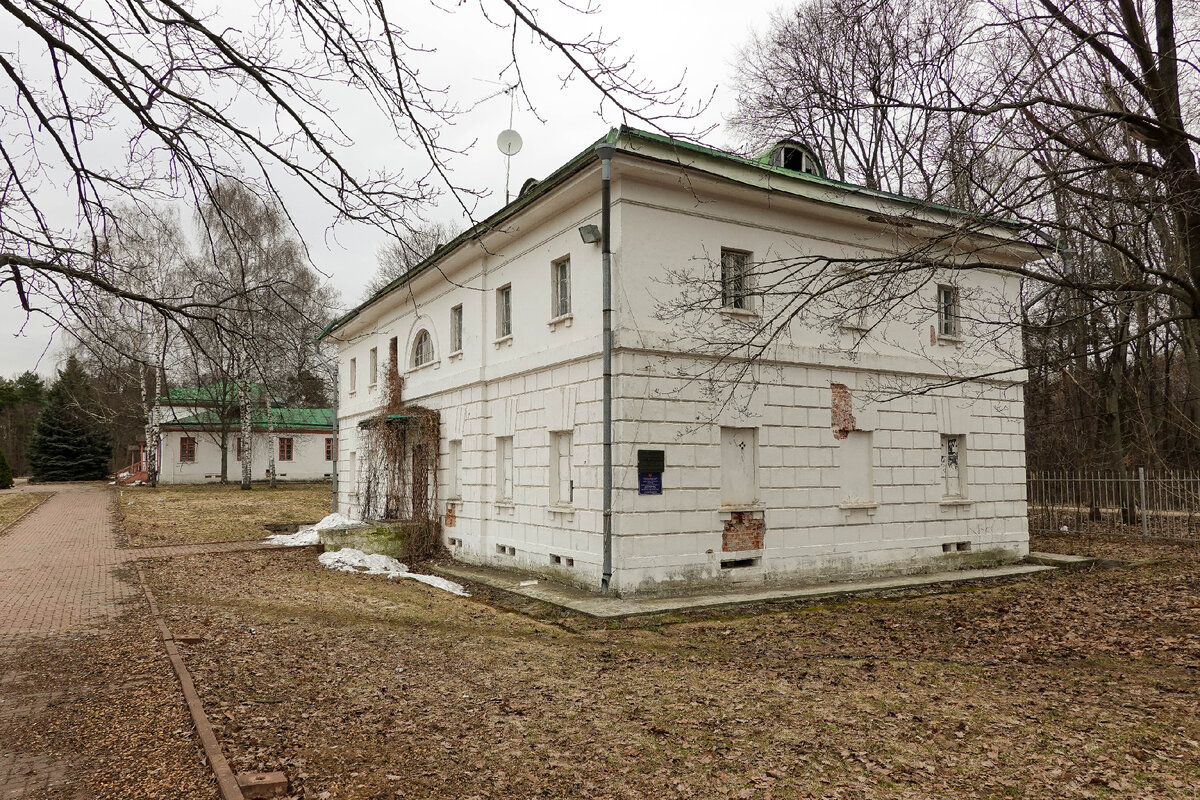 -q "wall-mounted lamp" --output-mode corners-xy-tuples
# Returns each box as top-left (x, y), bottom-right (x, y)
(578, 224), (601, 244)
